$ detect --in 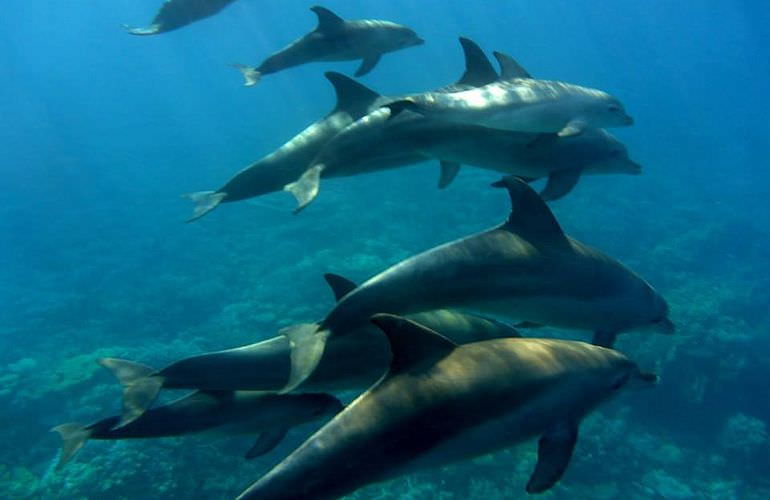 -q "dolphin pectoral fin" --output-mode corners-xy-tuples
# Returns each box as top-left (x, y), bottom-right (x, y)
(526, 133), (559, 149)
(355, 54), (382, 77)
(323, 273), (358, 301)
(526, 422), (579, 493)
(51, 423), (91, 470)
(97, 358), (163, 427)
(245, 428), (289, 459)
(280, 324), (328, 393)
(231, 64), (261, 87)
(493, 51), (532, 79)
(539, 170), (581, 201)
(456, 37), (499, 87)
(371, 314), (457, 376)
(437, 161), (461, 189)
(557, 120), (587, 137)
(311, 6), (346, 34)
(592, 330), (618, 348)
(382, 99), (420, 121)
(182, 191), (226, 222)
(284, 165), (323, 214)
(491, 176), (569, 248)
